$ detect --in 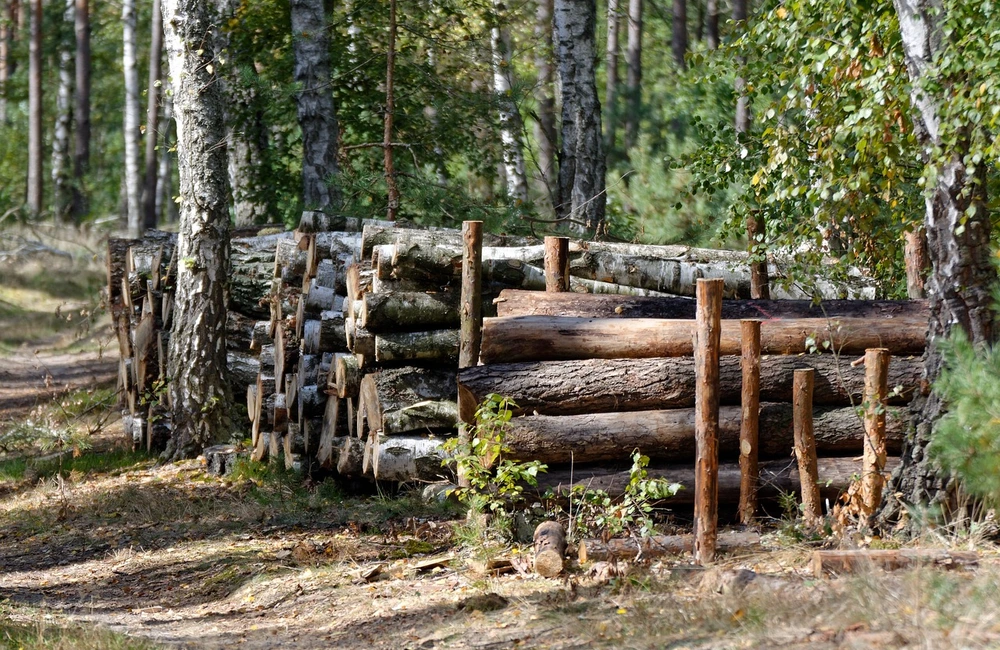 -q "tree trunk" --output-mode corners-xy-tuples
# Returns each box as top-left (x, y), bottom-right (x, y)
(491, 1), (529, 203)
(0, 0), (11, 124)
(904, 227), (928, 299)
(479, 315), (927, 363)
(886, 0), (998, 522)
(623, 0), (642, 151)
(458, 354), (922, 417)
(26, 0), (41, 216)
(705, 0), (718, 49)
(291, 0), (340, 209)
(671, 0), (687, 70)
(604, 0), (619, 159)
(733, 0), (749, 134)
(554, 0), (606, 235)
(51, 0), (75, 222)
(383, 0), (399, 219)
(163, 0), (233, 460)
(155, 88), (175, 223)
(71, 0), (90, 221)
(123, 0), (142, 237)
(142, 0), (163, 231)
(533, 0), (558, 207)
